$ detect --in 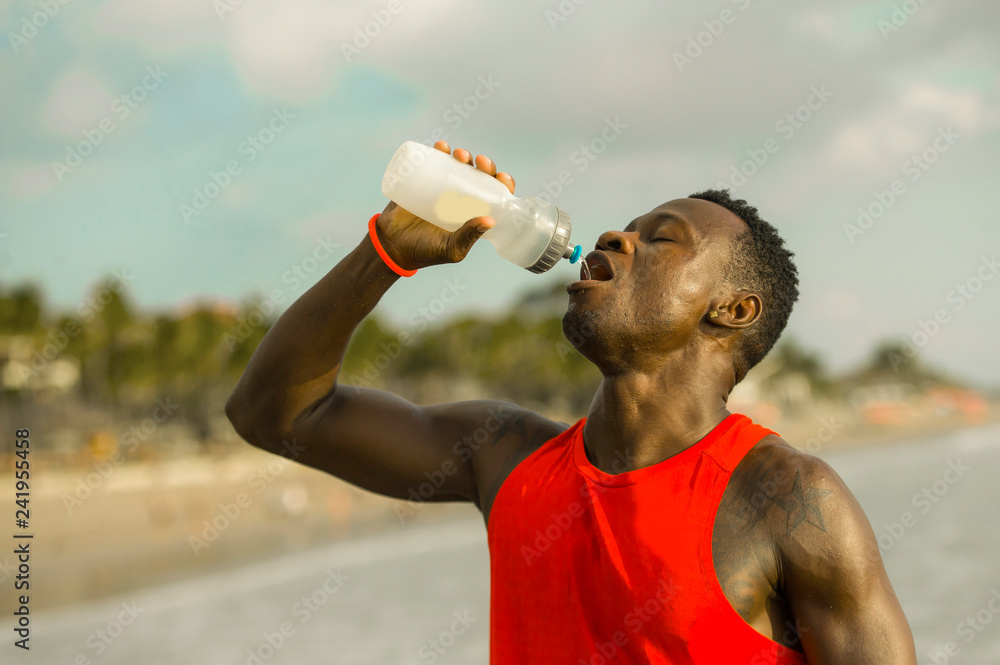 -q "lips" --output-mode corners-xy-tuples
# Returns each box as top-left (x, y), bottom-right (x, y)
(583, 251), (614, 282)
